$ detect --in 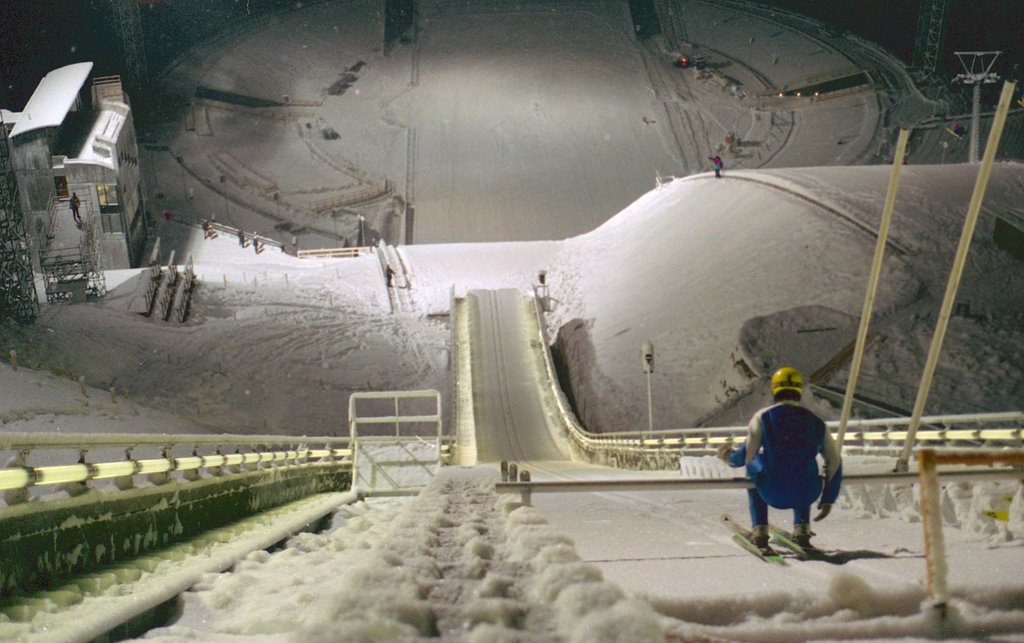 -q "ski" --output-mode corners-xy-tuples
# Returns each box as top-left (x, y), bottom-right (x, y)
(722, 514), (785, 564)
(768, 524), (846, 563)
(767, 525), (818, 560)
